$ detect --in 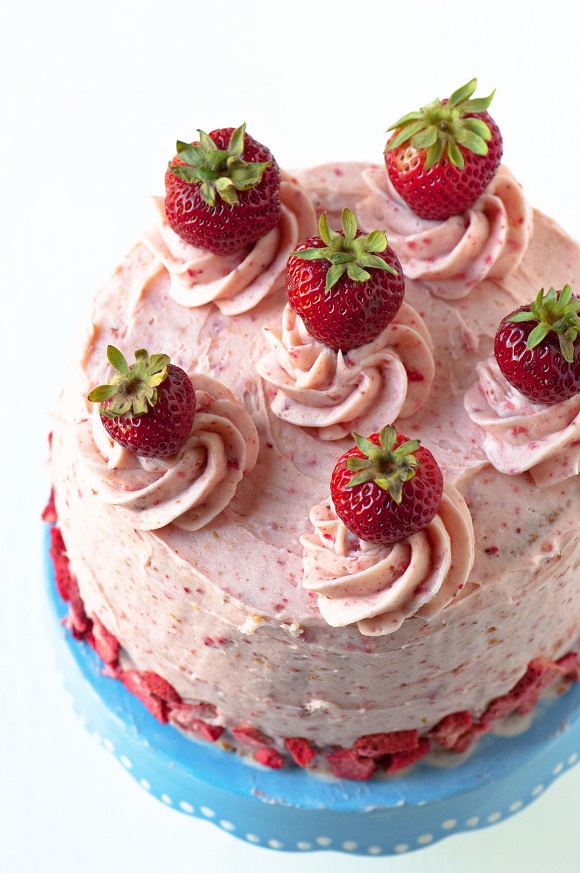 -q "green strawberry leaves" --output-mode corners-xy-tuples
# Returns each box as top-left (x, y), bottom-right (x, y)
(290, 209), (399, 292)
(88, 346), (170, 418)
(168, 122), (271, 207)
(344, 425), (420, 504)
(509, 285), (580, 363)
(385, 77), (496, 171)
